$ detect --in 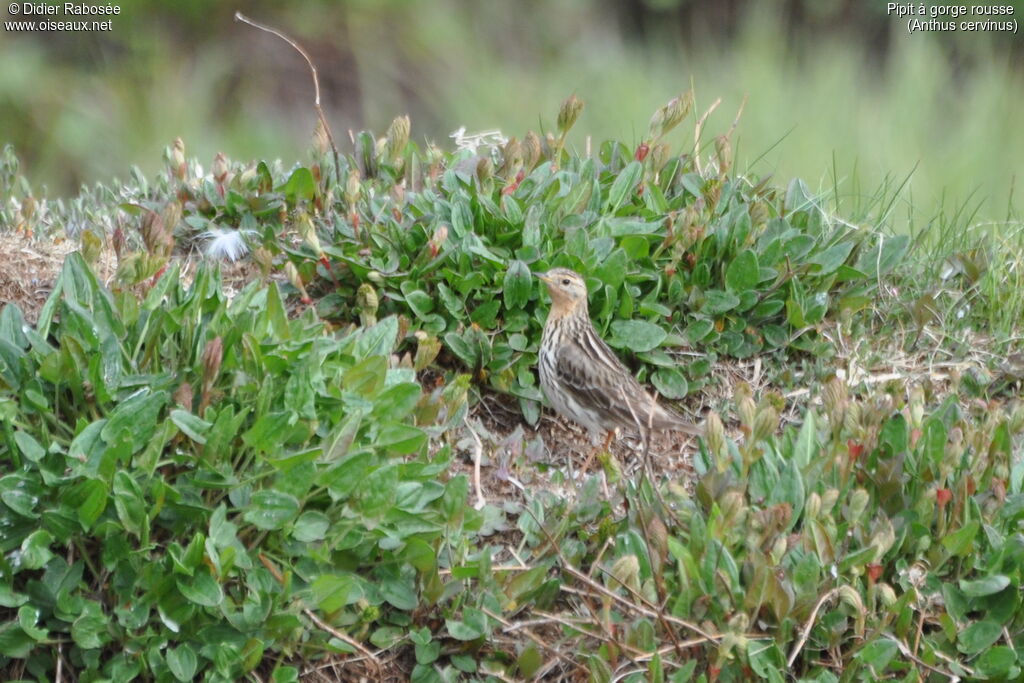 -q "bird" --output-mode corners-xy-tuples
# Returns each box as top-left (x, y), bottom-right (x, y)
(536, 268), (702, 454)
